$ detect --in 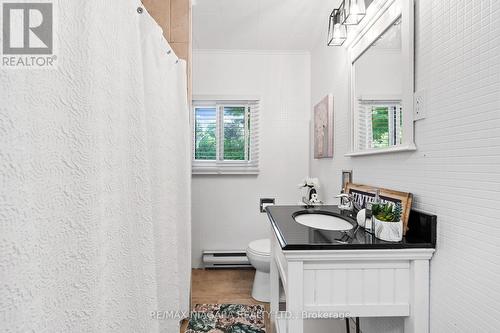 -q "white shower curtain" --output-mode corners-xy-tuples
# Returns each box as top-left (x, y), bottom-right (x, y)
(0, 1), (191, 332)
